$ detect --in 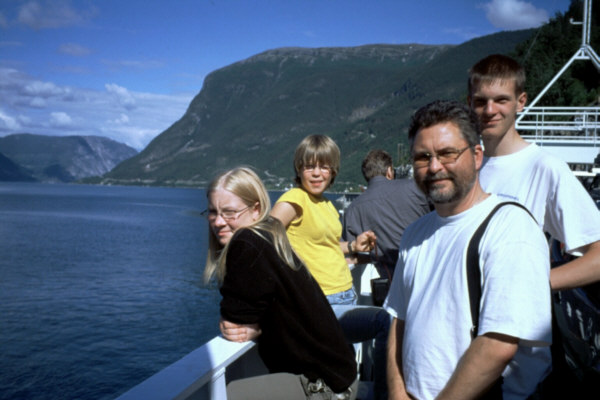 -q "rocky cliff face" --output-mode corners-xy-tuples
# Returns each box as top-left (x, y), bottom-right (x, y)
(0, 134), (138, 183)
